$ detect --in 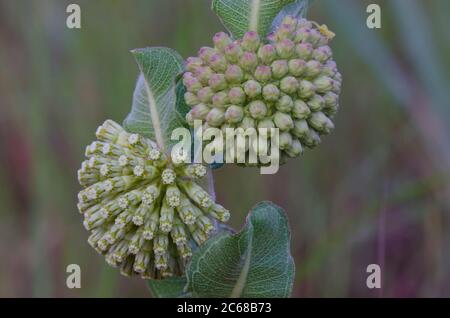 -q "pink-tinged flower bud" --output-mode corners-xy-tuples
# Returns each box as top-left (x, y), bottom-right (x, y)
(304, 60), (322, 78)
(186, 57), (202, 72)
(228, 87), (246, 105)
(276, 23), (295, 41)
(298, 80), (315, 99)
(293, 119), (309, 137)
(279, 132), (293, 150)
(194, 66), (214, 84)
(313, 46), (332, 63)
(206, 108), (225, 127)
(292, 100), (311, 119)
(295, 43), (313, 60)
(225, 105), (244, 124)
(257, 44), (277, 64)
(313, 76), (333, 93)
(286, 139), (303, 157)
(191, 103), (210, 120)
(212, 91), (229, 108)
(183, 74), (202, 93)
(243, 80), (262, 98)
(308, 112), (334, 134)
(186, 111), (194, 126)
(280, 76), (299, 94)
(297, 18), (313, 29)
(262, 84), (280, 102)
(276, 94), (294, 112)
(197, 87), (214, 103)
(322, 62), (337, 77)
(248, 101), (268, 119)
(198, 47), (216, 63)
(241, 31), (261, 52)
(213, 32), (232, 51)
(271, 60), (289, 79)
(225, 65), (244, 83)
(332, 79), (342, 94)
(184, 92), (199, 106)
(288, 59), (306, 76)
(208, 73), (227, 91)
(224, 43), (243, 63)
(293, 28), (310, 43)
(209, 53), (228, 72)
(239, 52), (258, 71)
(257, 118), (275, 130)
(241, 116), (256, 129)
(266, 31), (277, 42)
(273, 111), (294, 131)
(308, 29), (322, 46)
(308, 94), (325, 111)
(276, 39), (295, 59)
(254, 65), (272, 83)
